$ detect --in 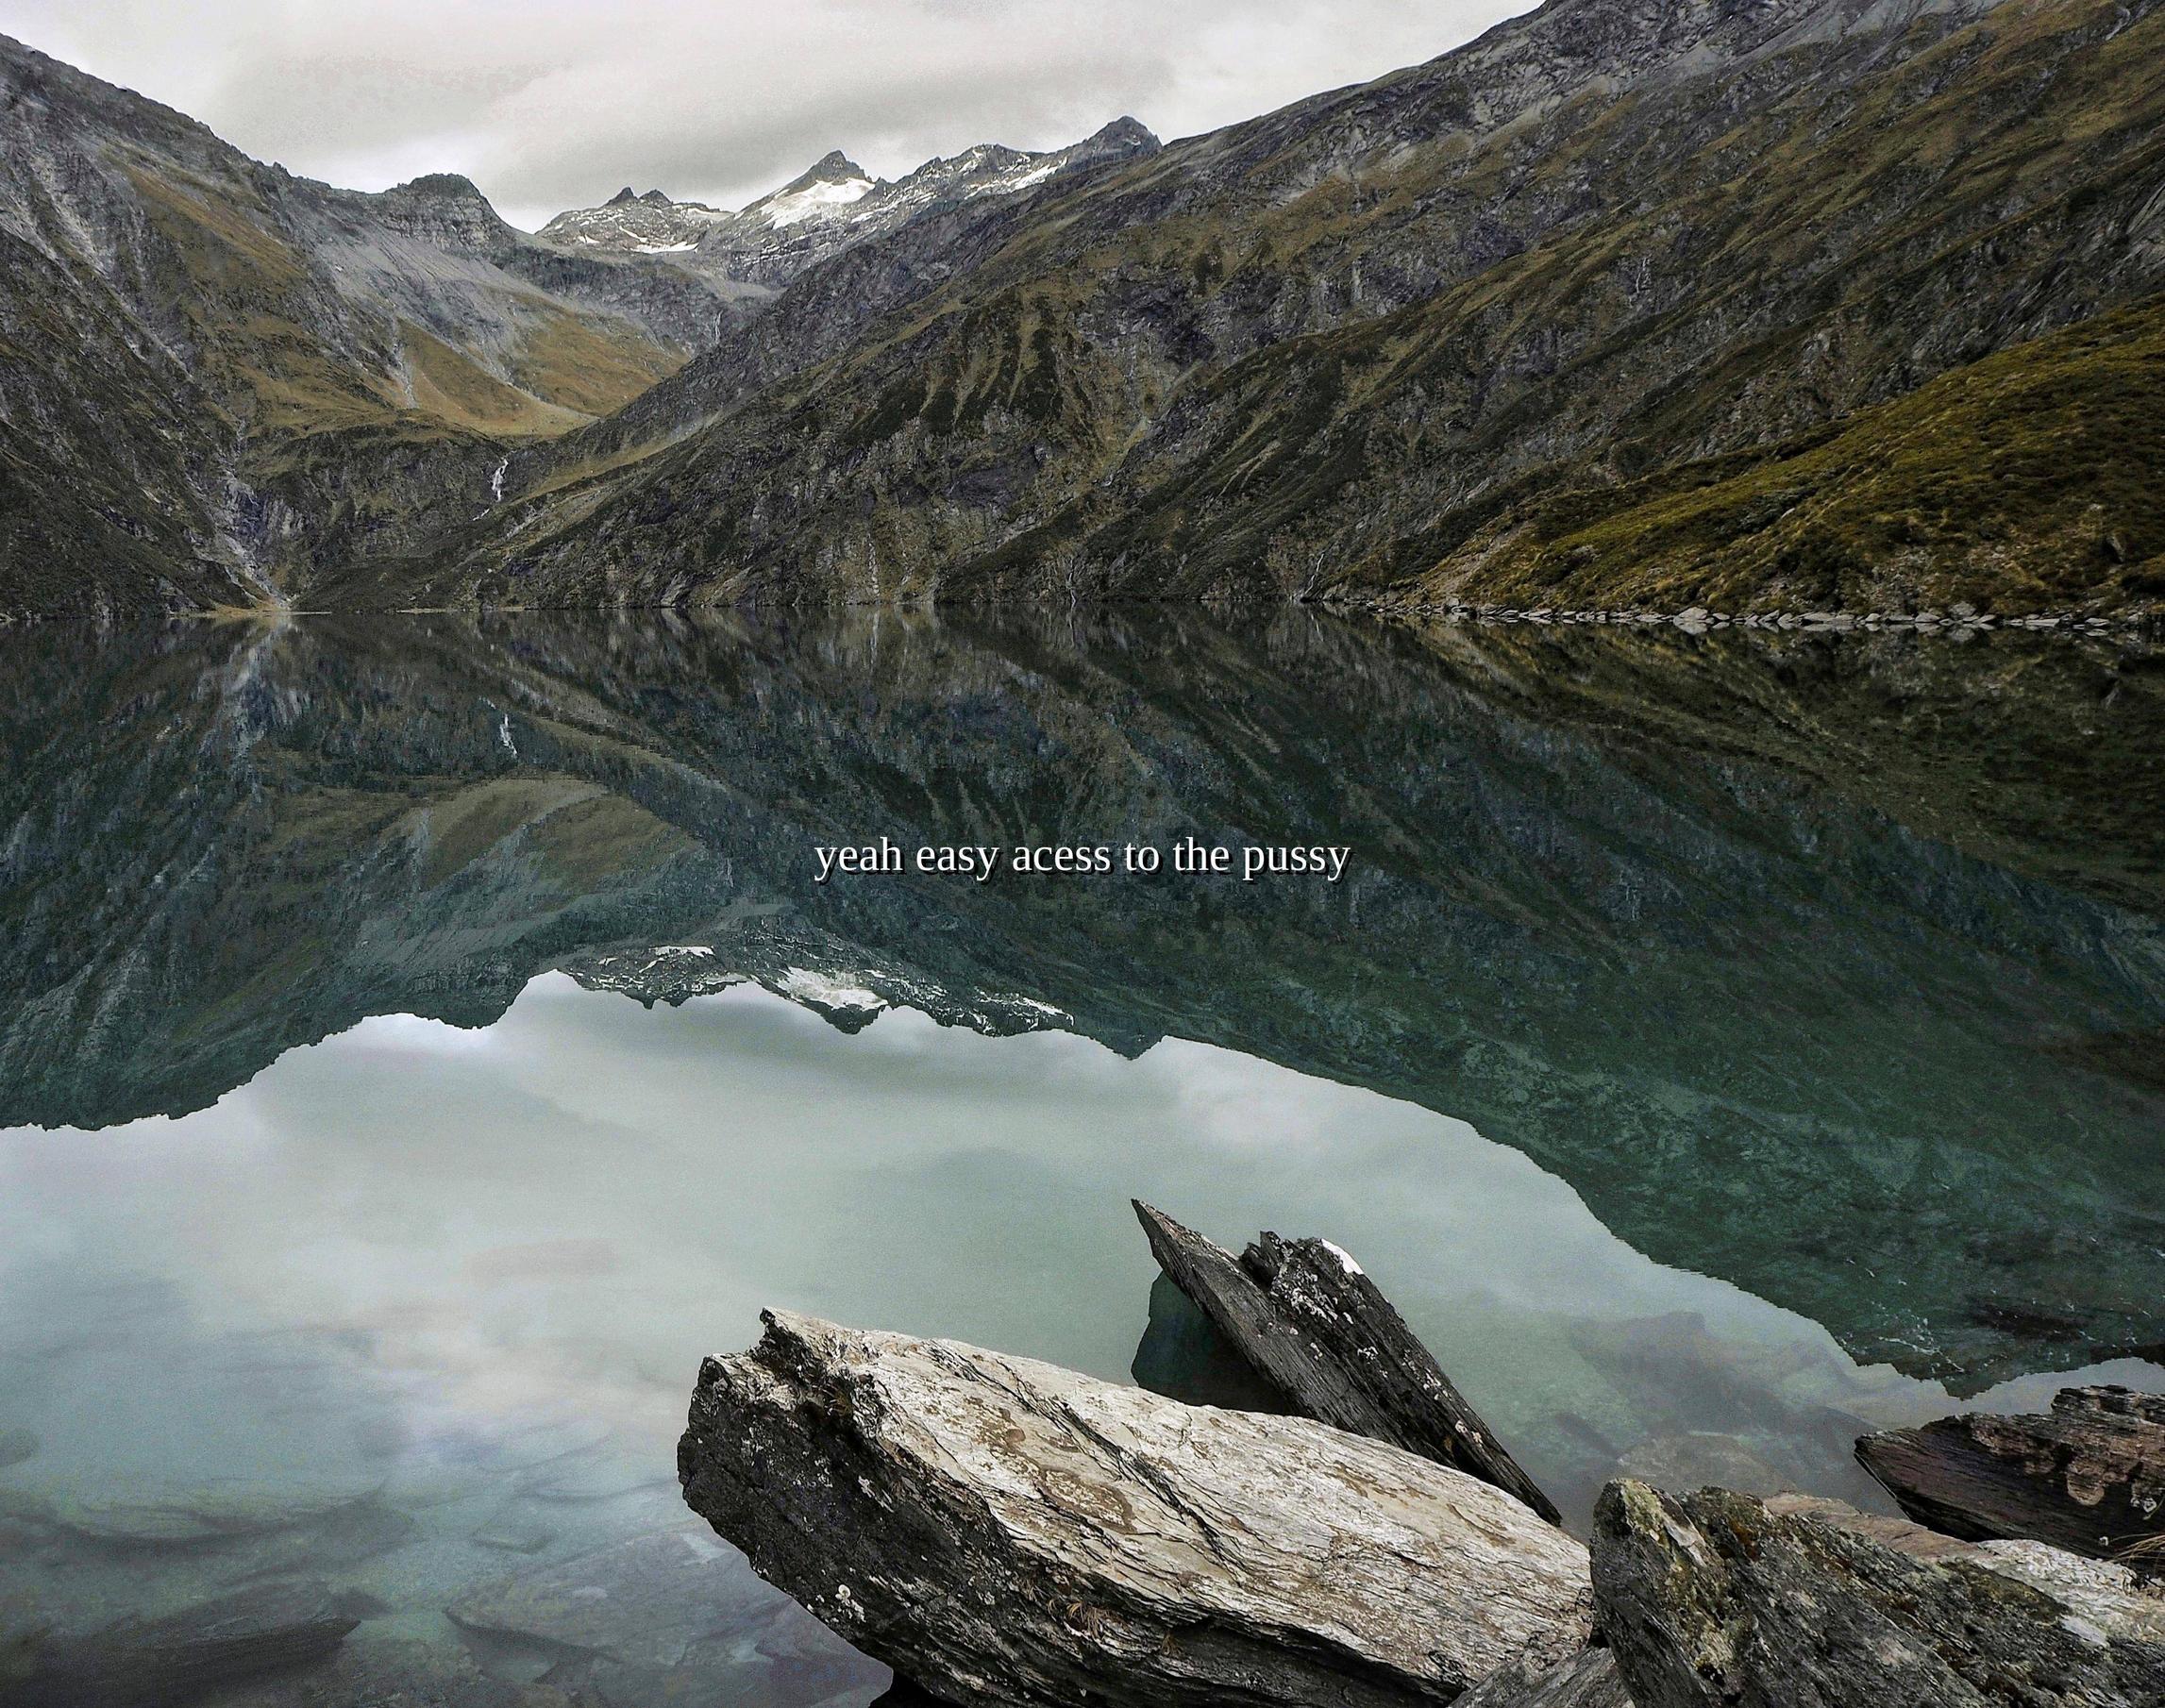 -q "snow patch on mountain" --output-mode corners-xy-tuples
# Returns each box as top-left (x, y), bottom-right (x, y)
(536, 119), (1158, 290)
(750, 155), (879, 228)
(537, 191), (730, 253)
